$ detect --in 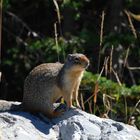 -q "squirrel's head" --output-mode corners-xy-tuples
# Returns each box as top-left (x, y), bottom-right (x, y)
(65, 53), (89, 72)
